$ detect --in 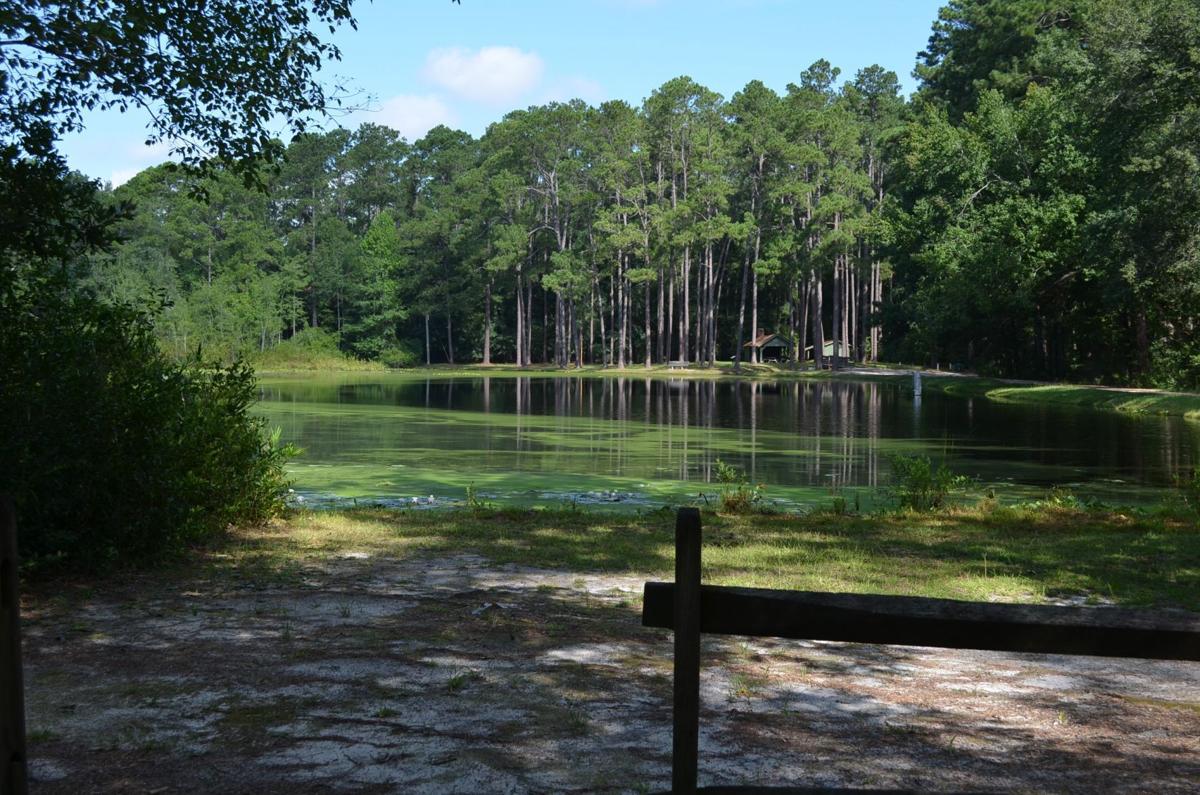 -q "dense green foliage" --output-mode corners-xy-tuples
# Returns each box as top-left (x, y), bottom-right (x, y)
(894, 0), (1200, 385)
(1, 1), (361, 563)
(92, 67), (904, 373)
(0, 279), (294, 564)
(86, 0), (1200, 388)
(1, 0), (355, 178)
(254, 326), (384, 371)
(886, 454), (970, 511)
